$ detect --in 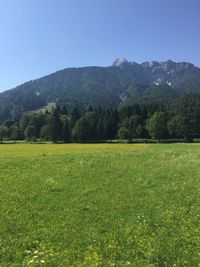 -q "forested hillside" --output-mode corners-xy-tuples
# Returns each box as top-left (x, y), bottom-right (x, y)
(0, 59), (200, 123)
(1, 93), (200, 143)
